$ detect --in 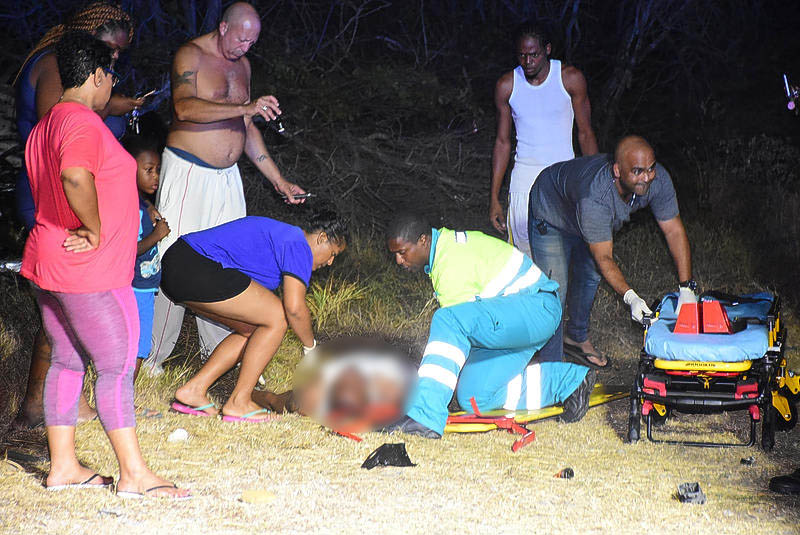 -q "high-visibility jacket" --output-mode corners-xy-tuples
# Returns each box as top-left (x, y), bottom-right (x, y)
(424, 228), (558, 308)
